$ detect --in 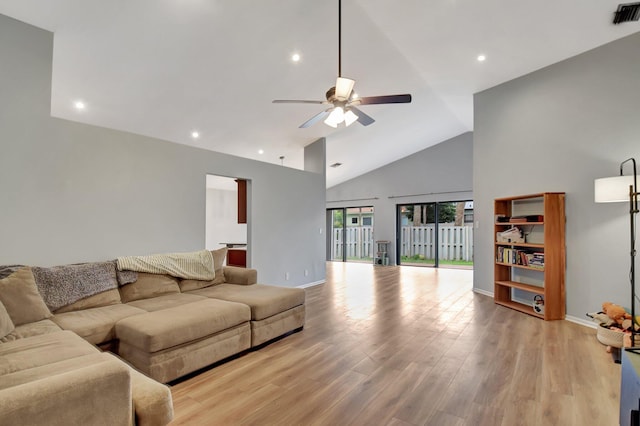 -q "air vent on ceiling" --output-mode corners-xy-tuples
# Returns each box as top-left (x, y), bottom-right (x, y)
(613, 2), (640, 24)
(330, 162), (342, 168)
